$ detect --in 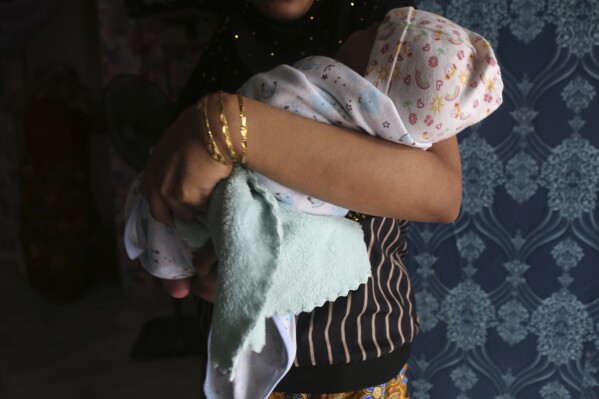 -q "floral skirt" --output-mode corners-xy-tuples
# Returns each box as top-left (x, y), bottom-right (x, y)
(268, 365), (409, 399)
